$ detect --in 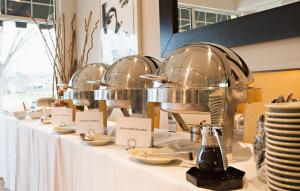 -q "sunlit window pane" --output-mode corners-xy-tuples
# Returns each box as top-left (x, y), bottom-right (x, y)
(0, 21), (55, 111)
